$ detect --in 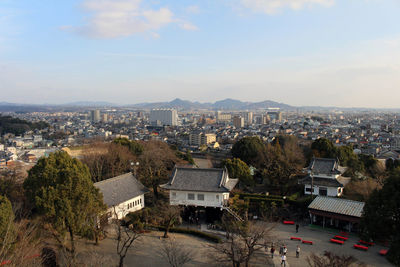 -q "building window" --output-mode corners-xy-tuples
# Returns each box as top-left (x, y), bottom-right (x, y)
(306, 187), (314, 193)
(140, 198), (142, 204)
(197, 194), (204, 201)
(319, 187), (327, 196)
(188, 193), (195, 200)
(171, 192), (176, 199)
(216, 195), (219, 200)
